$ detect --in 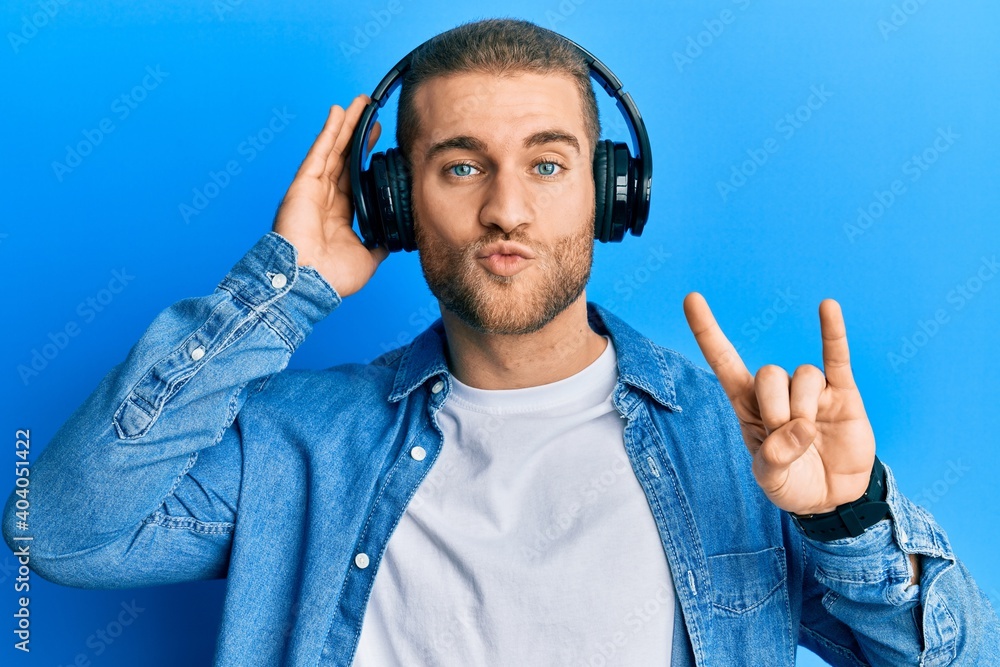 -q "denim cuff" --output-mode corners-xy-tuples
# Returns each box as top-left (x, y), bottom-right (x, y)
(216, 232), (342, 349)
(797, 462), (957, 605)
